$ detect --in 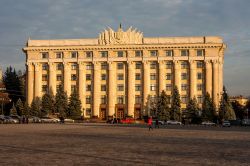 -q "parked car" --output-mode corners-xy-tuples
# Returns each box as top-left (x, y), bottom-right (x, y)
(158, 120), (165, 125)
(64, 118), (75, 123)
(29, 116), (41, 123)
(222, 120), (231, 127)
(0, 115), (5, 124)
(41, 117), (59, 123)
(201, 121), (216, 126)
(166, 120), (182, 125)
(10, 115), (22, 123)
(4, 116), (19, 124)
(241, 119), (250, 126)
